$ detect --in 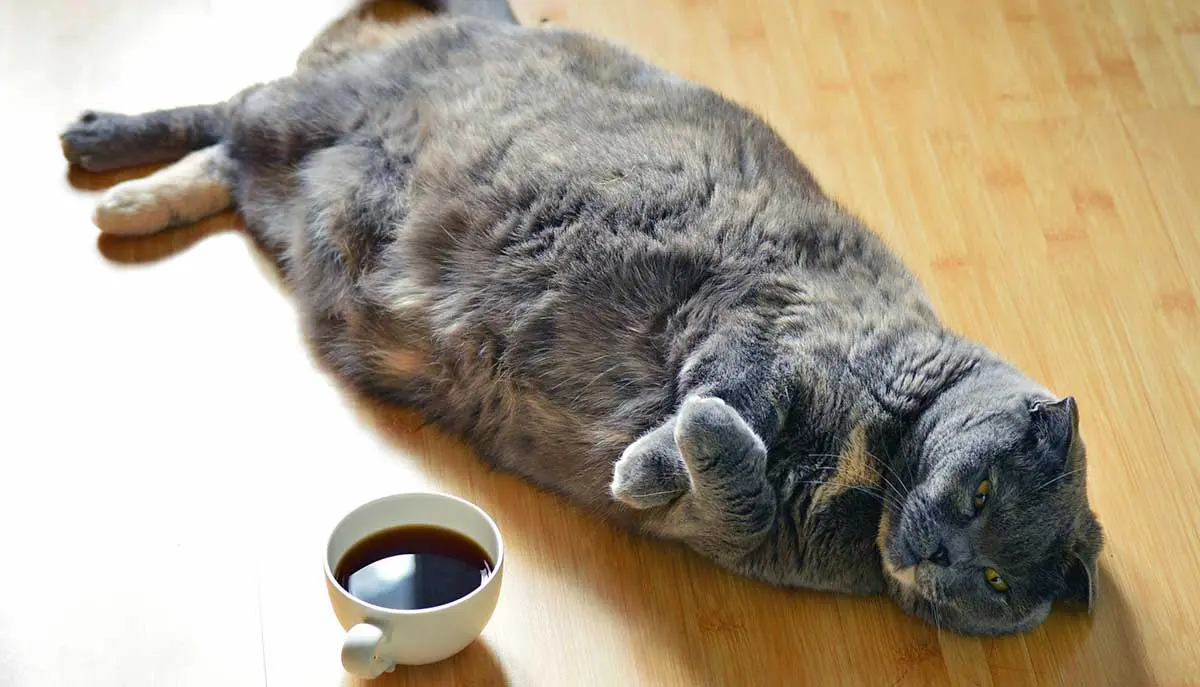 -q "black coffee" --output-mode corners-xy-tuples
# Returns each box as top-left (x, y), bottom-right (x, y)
(334, 525), (494, 610)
